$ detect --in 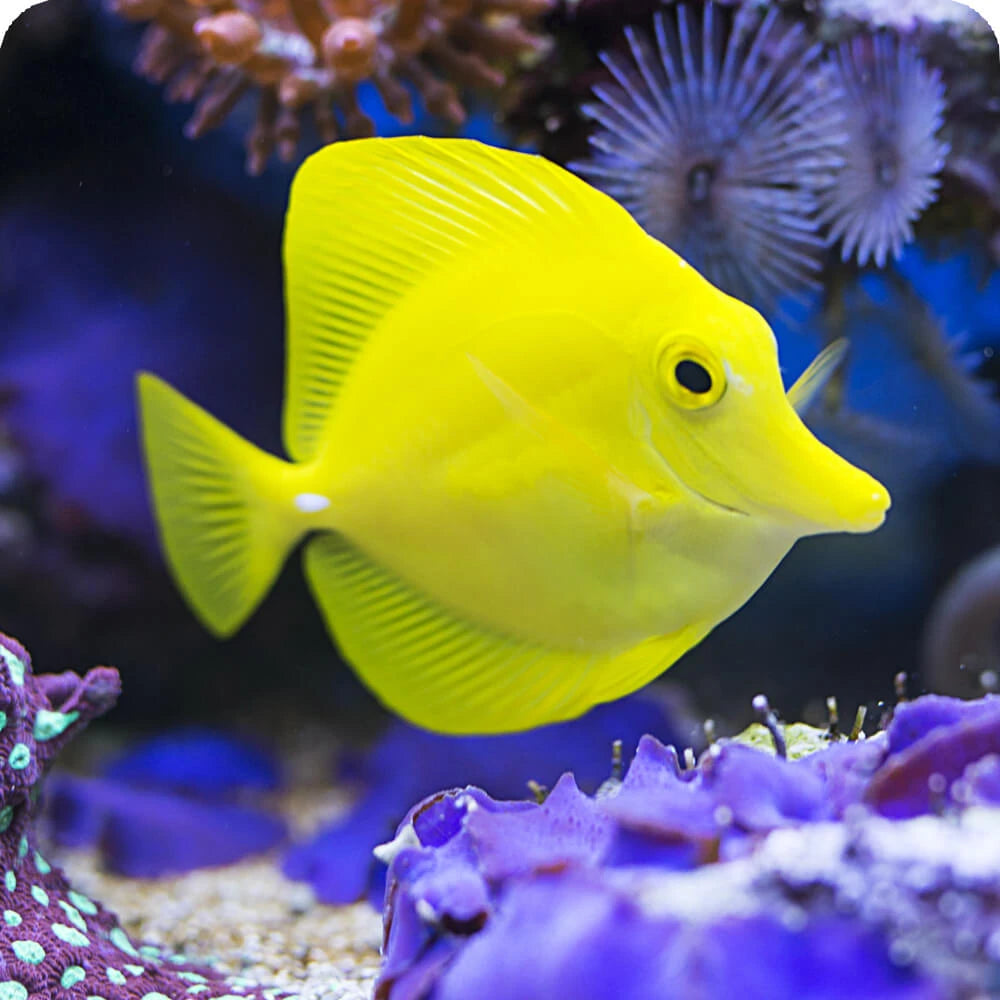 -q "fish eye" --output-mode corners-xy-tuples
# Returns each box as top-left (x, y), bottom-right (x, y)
(675, 359), (712, 394)
(656, 336), (727, 409)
